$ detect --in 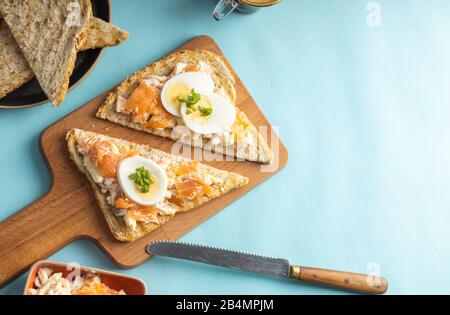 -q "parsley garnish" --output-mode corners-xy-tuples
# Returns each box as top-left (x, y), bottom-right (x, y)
(198, 106), (213, 117)
(179, 89), (201, 107)
(129, 167), (154, 193)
